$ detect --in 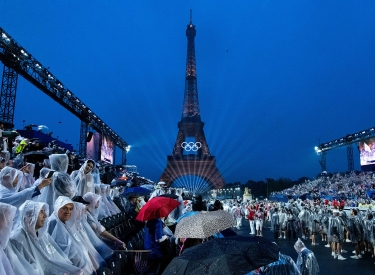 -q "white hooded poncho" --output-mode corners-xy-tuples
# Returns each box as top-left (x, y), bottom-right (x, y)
(0, 202), (16, 275)
(47, 196), (94, 275)
(10, 200), (83, 275)
(42, 155), (77, 214)
(70, 160), (95, 196)
(69, 202), (106, 269)
(0, 202), (41, 275)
